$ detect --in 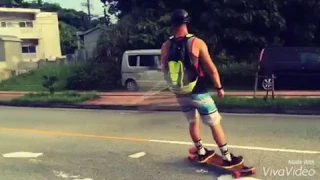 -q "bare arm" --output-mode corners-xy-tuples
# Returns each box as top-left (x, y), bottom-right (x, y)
(160, 41), (168, 71)
(198, 39), (222, 89)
